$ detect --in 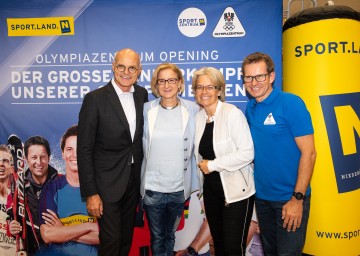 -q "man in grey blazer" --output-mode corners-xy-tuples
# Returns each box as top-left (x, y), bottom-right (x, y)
(77, 48), (148, 256)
